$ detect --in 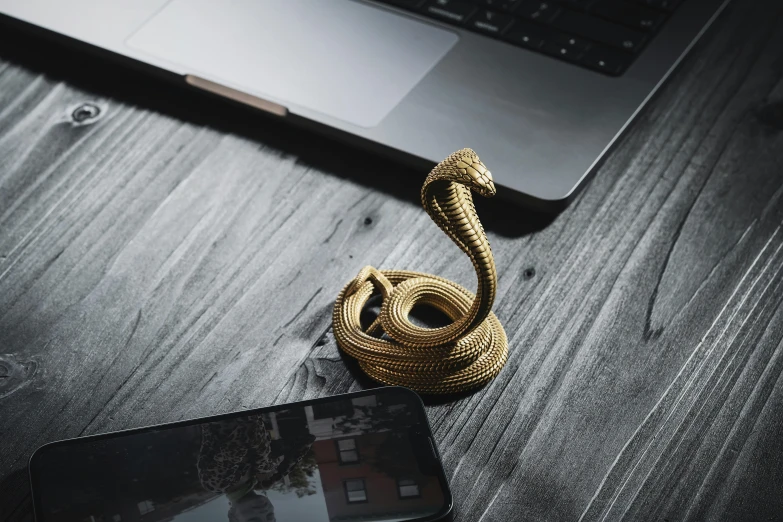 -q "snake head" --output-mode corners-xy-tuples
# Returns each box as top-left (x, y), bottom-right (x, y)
(446, 148), (497, 198)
